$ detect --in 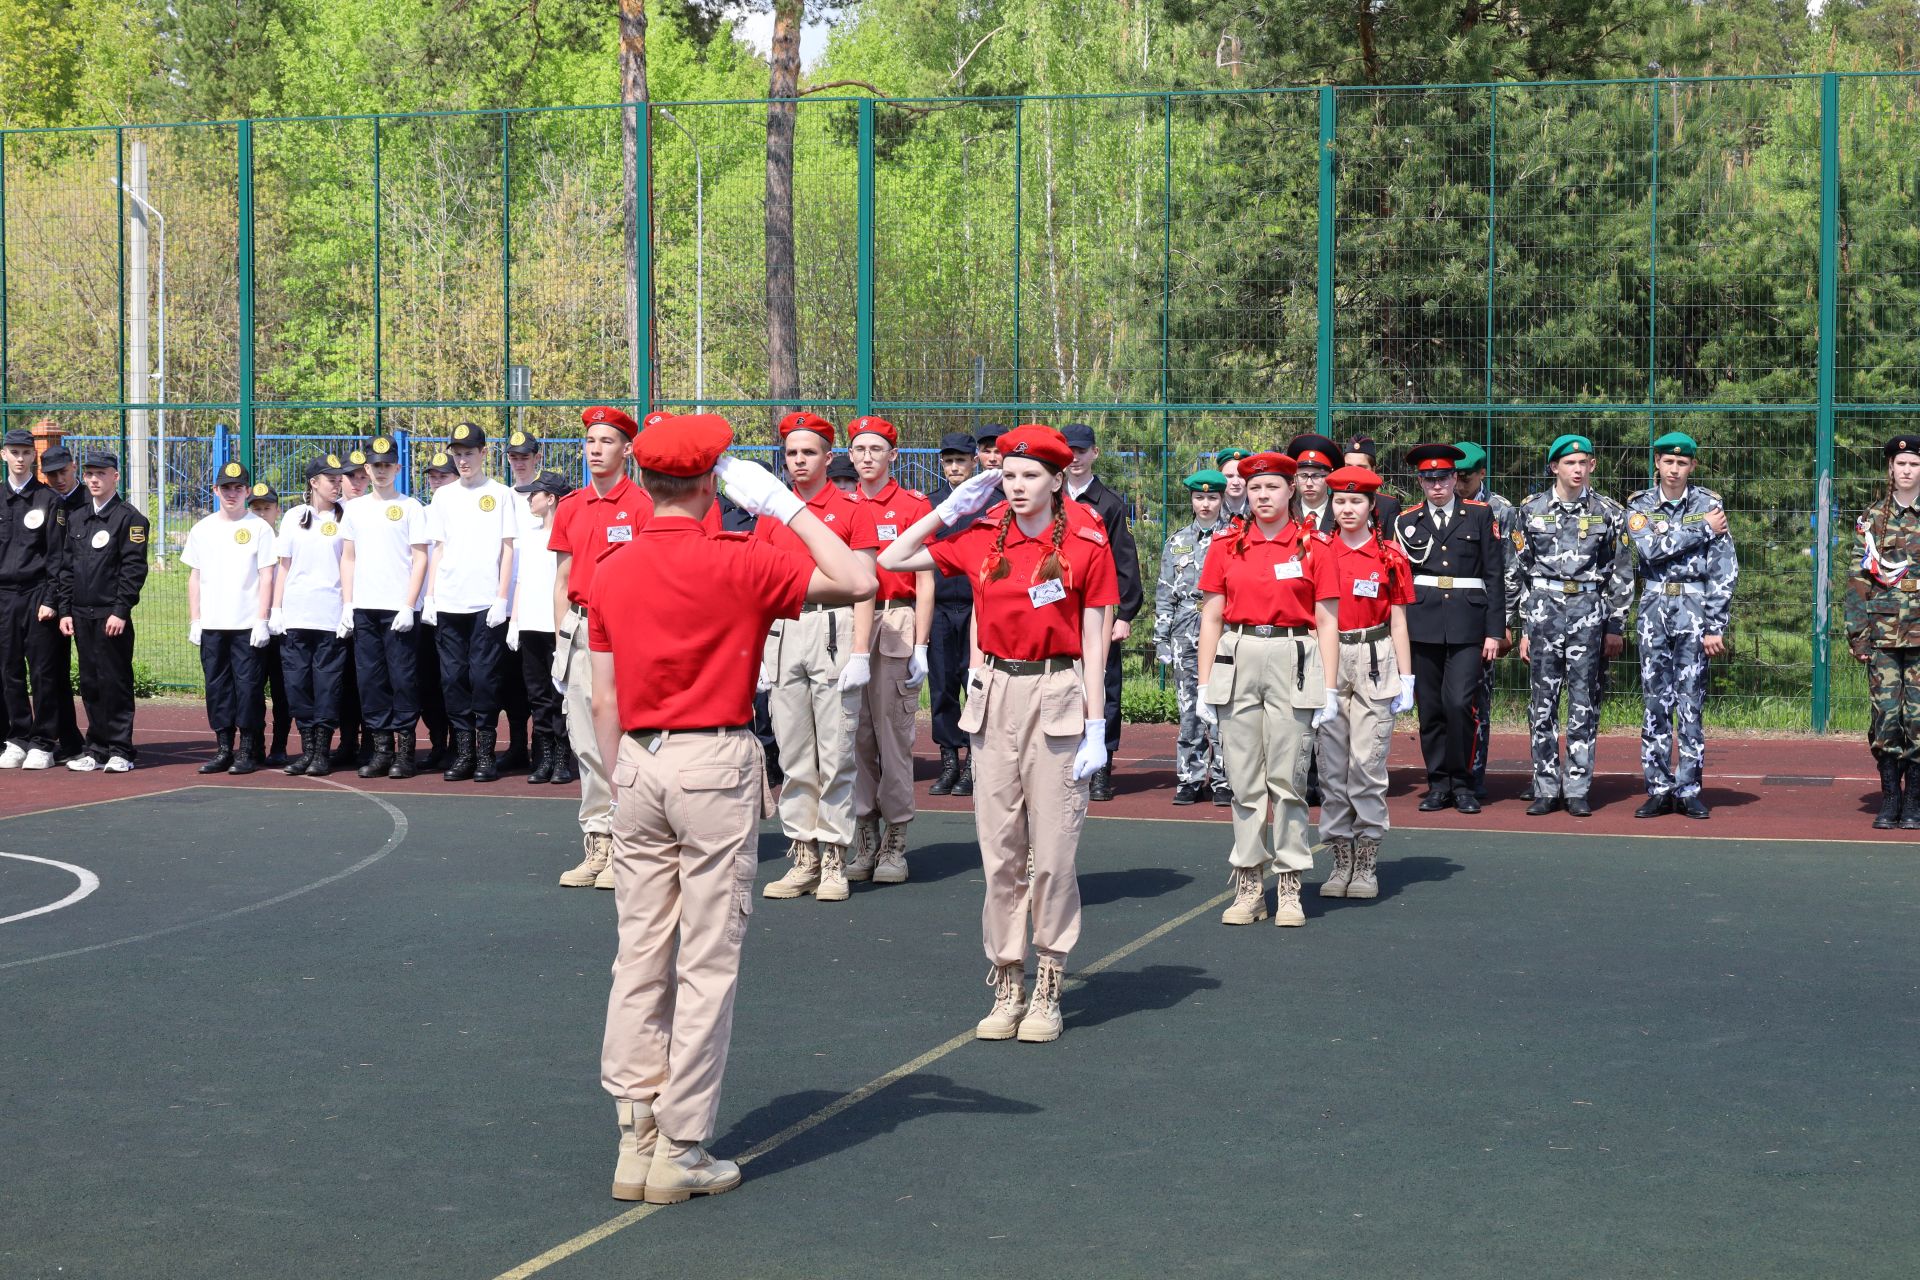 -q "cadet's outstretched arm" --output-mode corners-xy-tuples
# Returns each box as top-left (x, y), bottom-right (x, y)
(791, 509), (878, 605)
(877, 510), (943, 574)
